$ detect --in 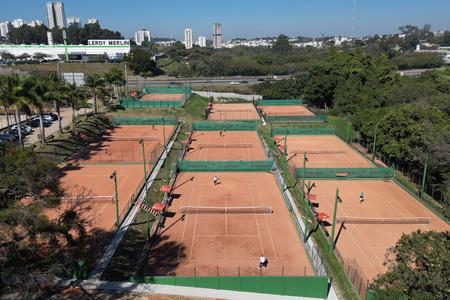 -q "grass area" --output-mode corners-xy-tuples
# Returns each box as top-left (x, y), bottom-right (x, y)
(260, 125), (360, 300)
(157, 58), (183, 76)
(102, 126), (185, 281)
(33, 114), (111, 162)
(11, 62), (125, 75)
